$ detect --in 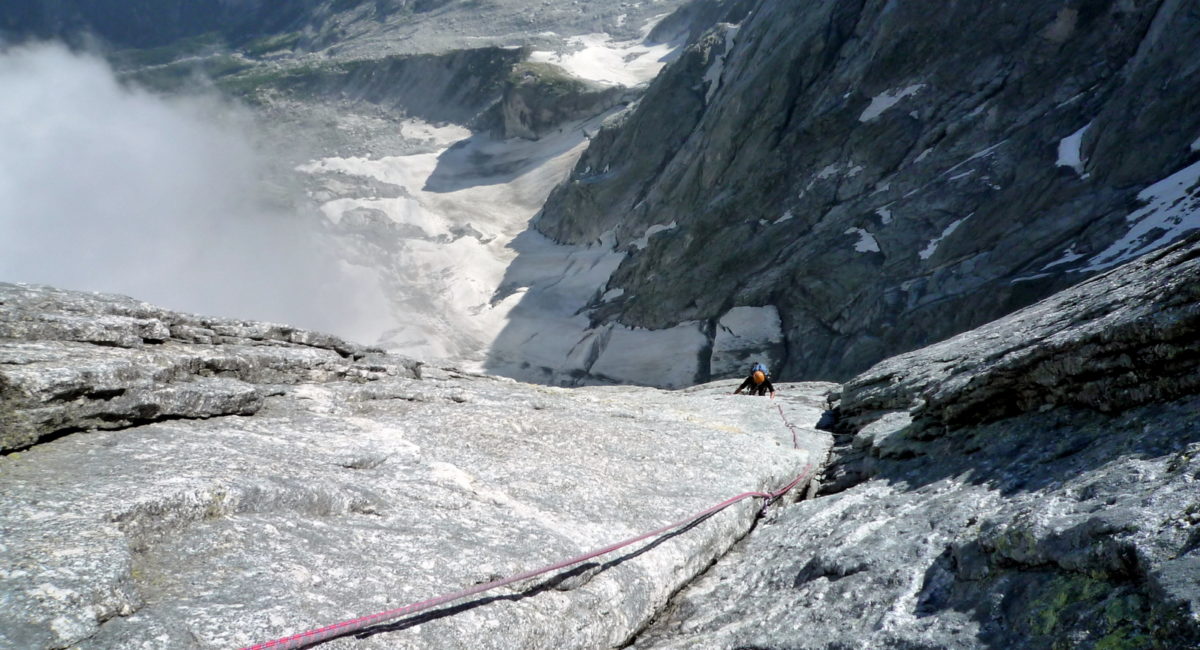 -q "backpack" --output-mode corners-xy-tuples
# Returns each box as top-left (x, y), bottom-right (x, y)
(750, 362), (769, 377)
